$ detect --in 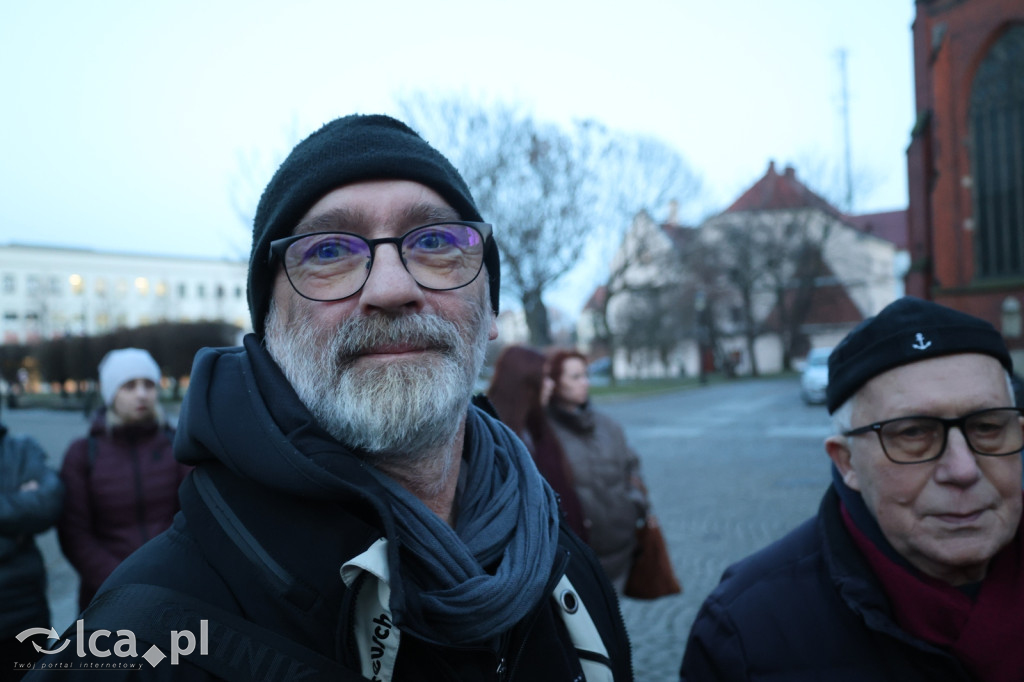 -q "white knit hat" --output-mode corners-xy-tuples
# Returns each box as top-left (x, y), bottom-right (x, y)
(98, 348), (161, 406)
